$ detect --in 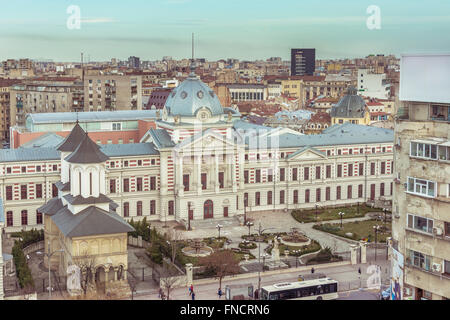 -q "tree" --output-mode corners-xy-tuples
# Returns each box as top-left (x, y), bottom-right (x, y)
(159, 263), (180, 301)
(73, 251), (97, 296)
(165, 228), (183, 266)
(199, 250), (240, 291)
